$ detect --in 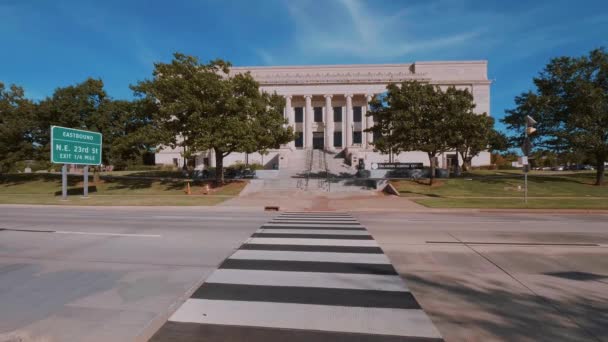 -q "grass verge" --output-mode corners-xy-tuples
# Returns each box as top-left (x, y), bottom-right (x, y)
(0, 173), (247, 206)
(0, 194), (227, 206)
(391, 171), (607, 198)
(415, 198), (608, 209)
